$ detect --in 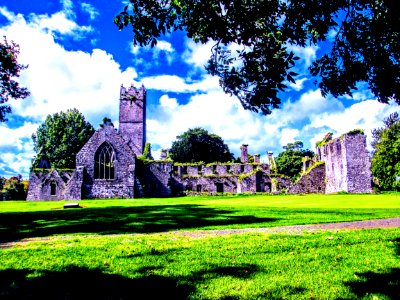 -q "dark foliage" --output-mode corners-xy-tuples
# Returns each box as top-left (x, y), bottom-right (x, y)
(0, 36), (29, 122)
(32, 109), (95, 169)
(1, 175), (27, 200)
(371, 112), (400, 190)
(275, 141), (314, 179)
(169, 127), (234, 163)
(115, 1), (400, 115)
